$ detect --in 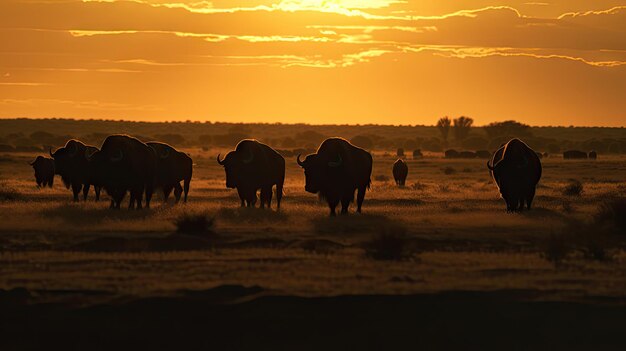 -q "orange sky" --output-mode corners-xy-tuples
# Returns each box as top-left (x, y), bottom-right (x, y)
(0, 0), (625, 126)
